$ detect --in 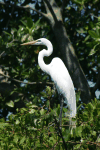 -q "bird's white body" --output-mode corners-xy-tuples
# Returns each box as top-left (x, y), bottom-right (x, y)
(38, 38), (76, 118)
(21, 38), (76, 118)
(50, 58), (76, 117)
